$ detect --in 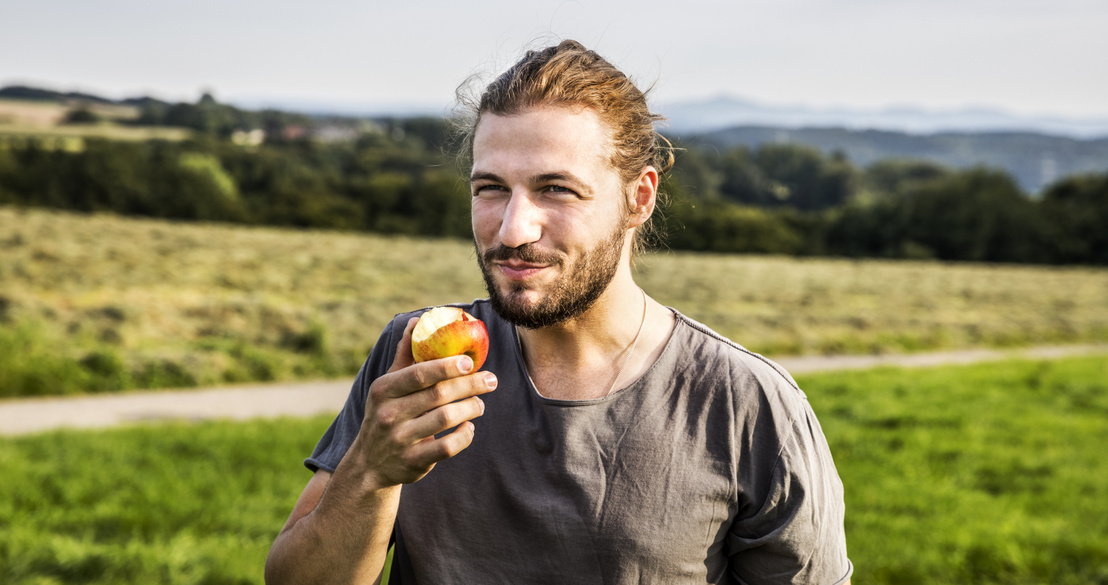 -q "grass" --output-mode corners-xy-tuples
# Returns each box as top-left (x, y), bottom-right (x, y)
(2, 206), (1107, 397)
(0, 124), (192, 141)
(637, 252), (1108, 355)
(0, 98), (191, 142)
(0, 414), (334, 584)
(0, 207), (487, 397)
(799, 355), (1108, 584)
(1, 355), (1106, 584)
